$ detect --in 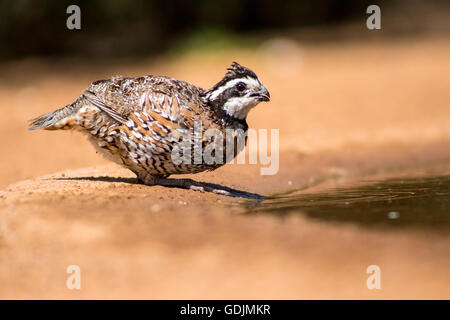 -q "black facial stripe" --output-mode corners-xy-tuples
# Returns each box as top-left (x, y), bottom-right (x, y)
(211, 76), (255, 93)
(210, 86), (239, 104)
